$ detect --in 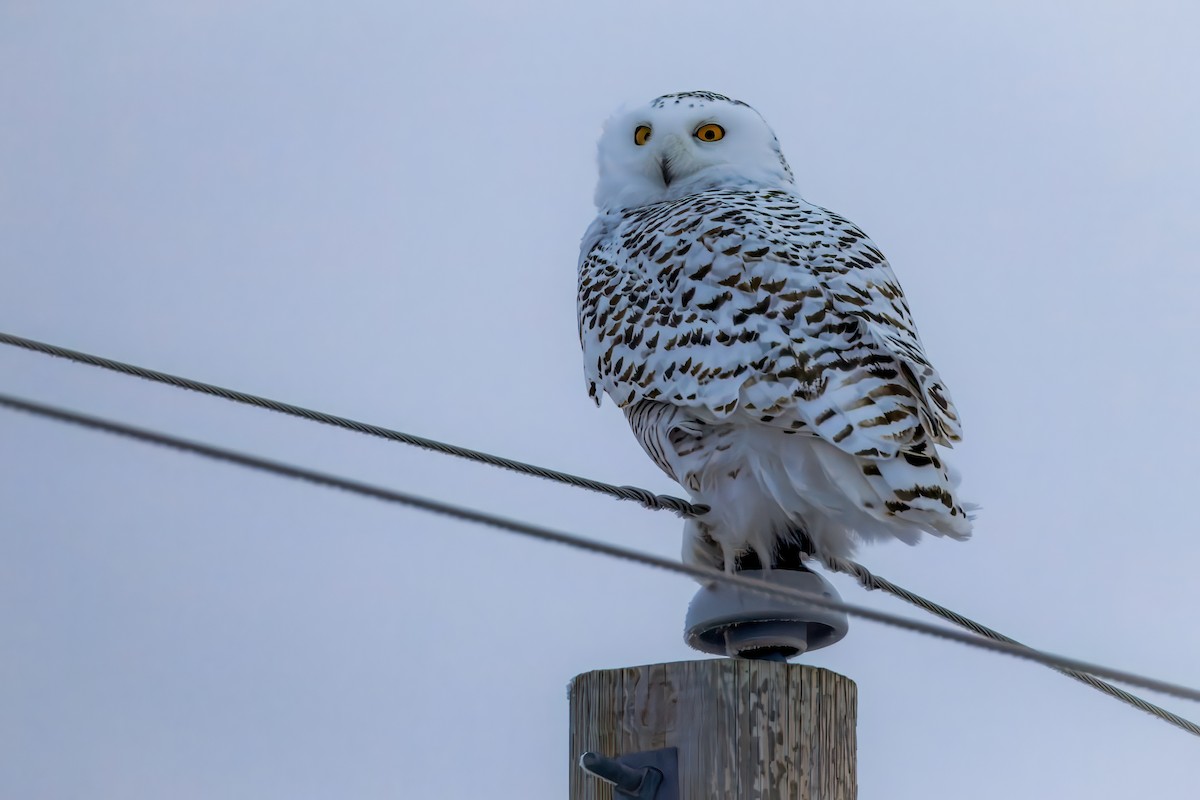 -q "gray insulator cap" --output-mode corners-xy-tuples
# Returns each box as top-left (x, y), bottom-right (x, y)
(684, 569), (849, 660)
